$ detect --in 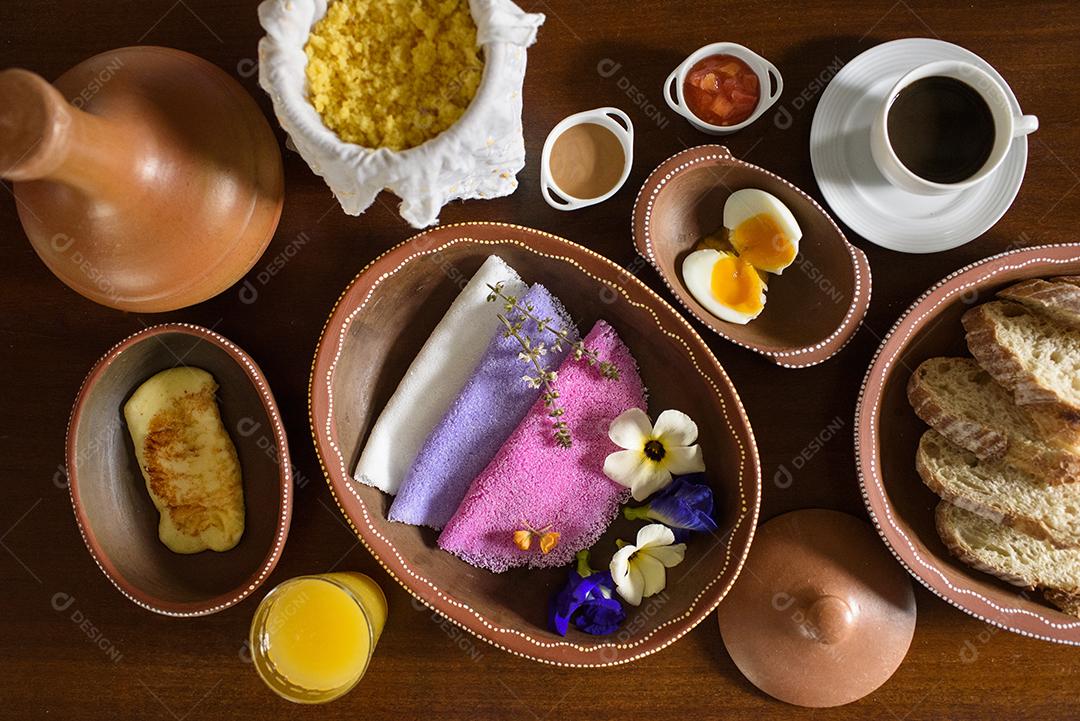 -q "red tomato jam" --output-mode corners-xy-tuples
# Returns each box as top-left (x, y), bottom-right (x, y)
(682, 54), (761, 126)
